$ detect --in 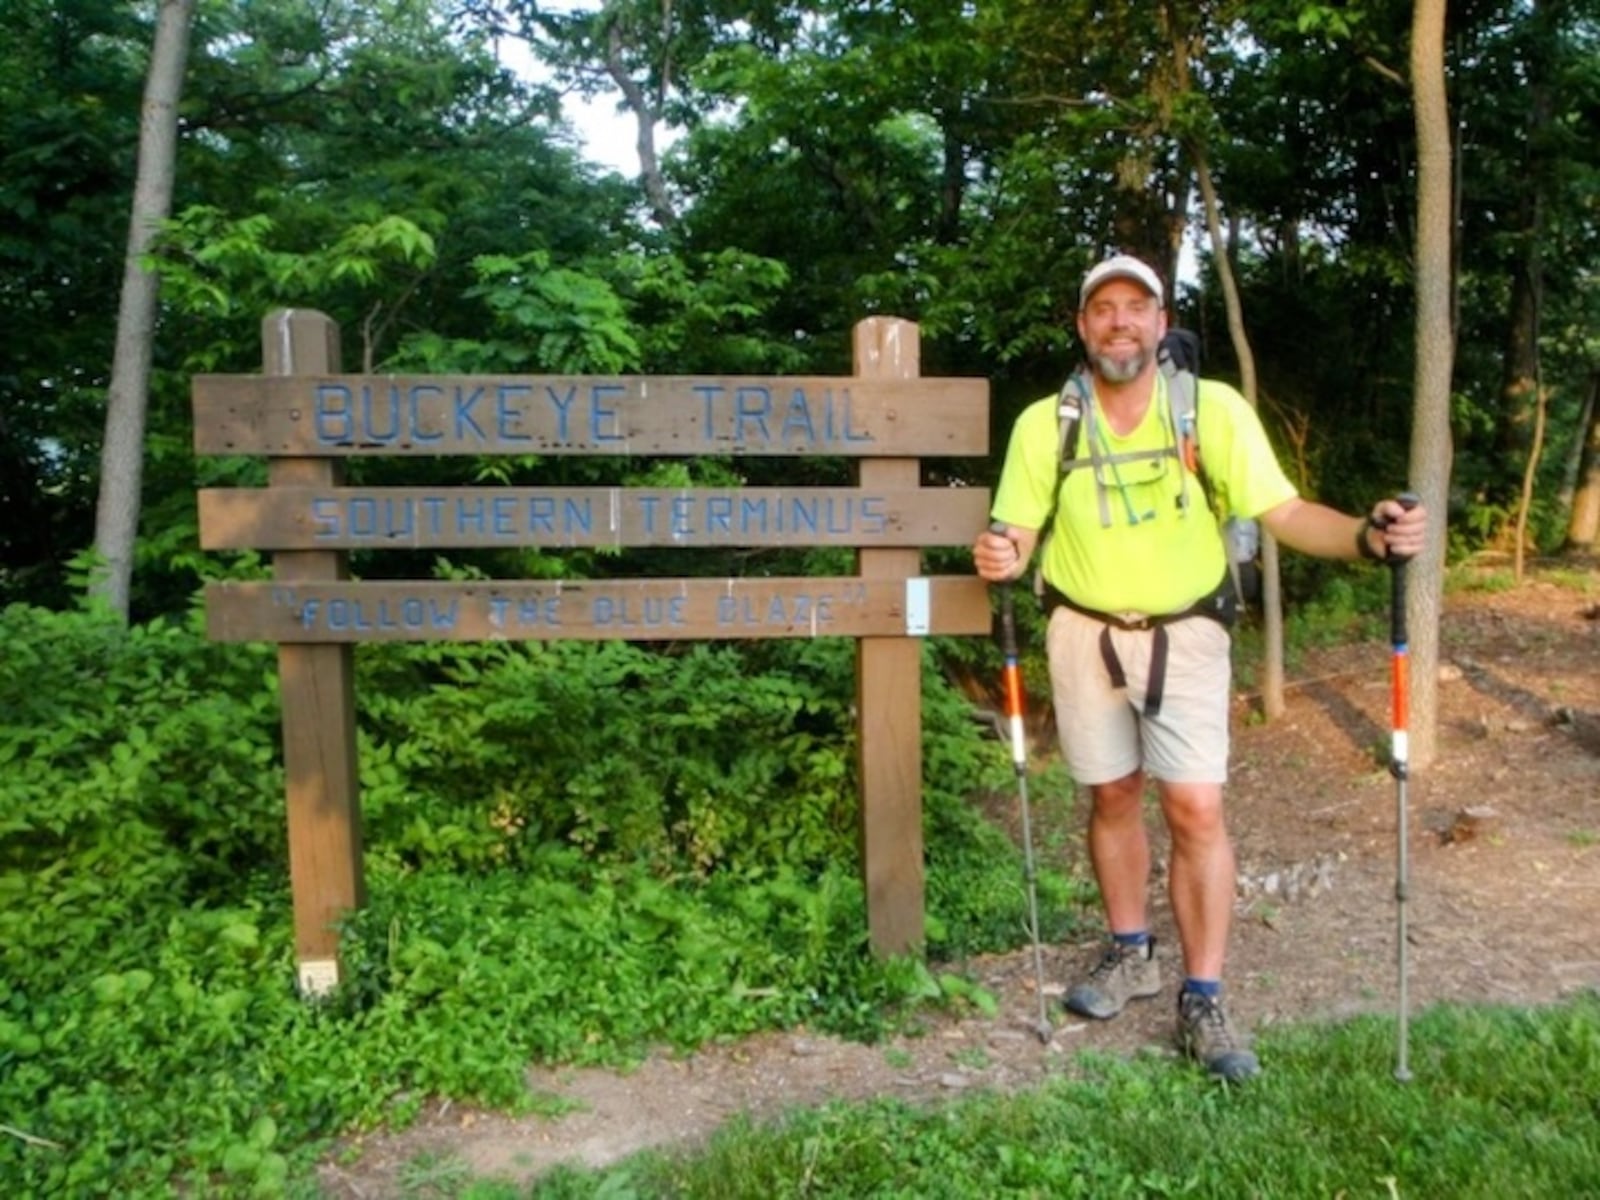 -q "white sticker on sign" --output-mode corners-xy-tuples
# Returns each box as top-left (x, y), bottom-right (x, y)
(905, 577), (931, 636)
